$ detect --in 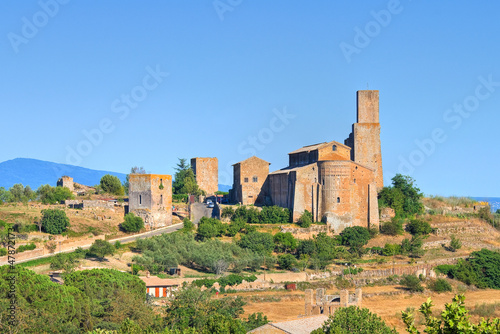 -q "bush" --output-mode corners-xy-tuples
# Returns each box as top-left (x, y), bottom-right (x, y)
(121, 213), (144, 233)
(340, 226), (371, 252)
(37, 184), (74, 204)
(405, 219), (433, 236)
(197, 217), (225, 240)
(41, 209), (70, 235)
(17, 243), (36, 253)
(114, 241), (122, 249)
(238, 232), (274, 254)
(100, 174), (124, 195)
(277, 254), (297, 270)
(182, 218), (195, 232)
(400, 274), (424, 292)
(259, 206), (290, 224)
(298, 210), (312, 228)
(0, 248), (7, 256)
(221, 207), (235, 219)
(380, 219), (404, 236)
(88, 239), (115, 259)
(273, 232), (298, 253)
(448, 235), (462, 252)
(382, 243), (401, 256)
(172, 194), (188, 203)
(312, 306), (397, 334)
(428, 278), (452, 293)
